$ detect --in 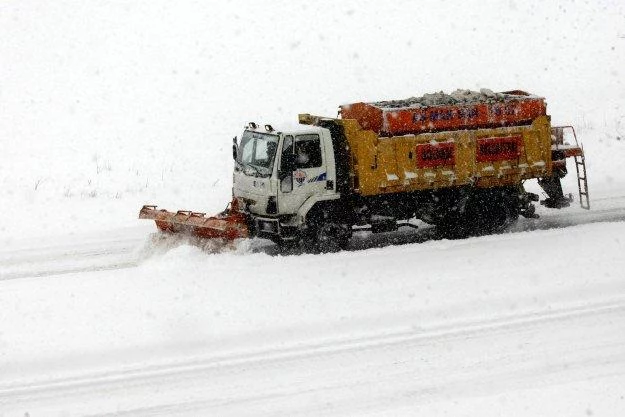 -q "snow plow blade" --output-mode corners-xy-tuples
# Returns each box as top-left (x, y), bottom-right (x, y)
(139, 200), (248, 240)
